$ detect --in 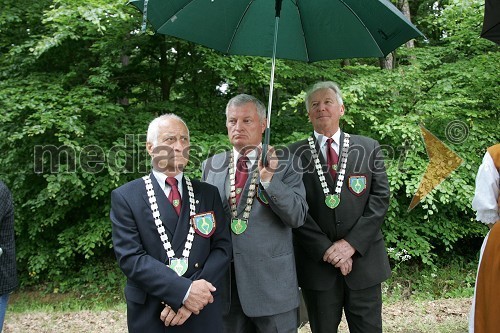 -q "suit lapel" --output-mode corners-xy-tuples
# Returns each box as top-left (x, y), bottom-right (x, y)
(311, 135), (337, 190)
(172, 177), (192, 254)
(301, 139), (314, 167)
(343, 132), (355, 177)
(213, 152), (232, 218)
(143, 173), (177, 239)
(237, 161), (258, 216)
